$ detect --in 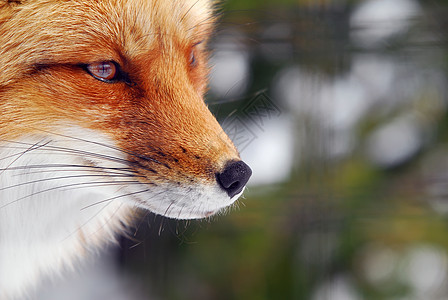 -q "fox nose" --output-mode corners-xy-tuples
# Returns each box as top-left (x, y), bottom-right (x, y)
(217, 160), (252, 198)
